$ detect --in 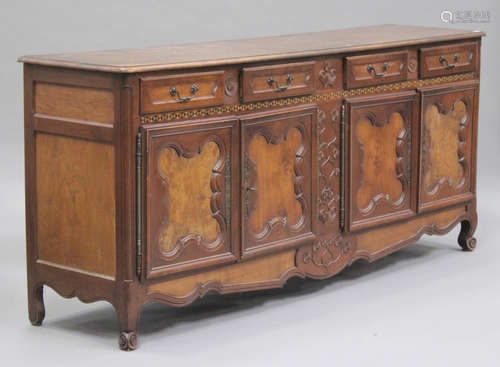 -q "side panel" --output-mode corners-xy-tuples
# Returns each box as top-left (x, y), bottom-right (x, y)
(28, 66), (119, 280)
